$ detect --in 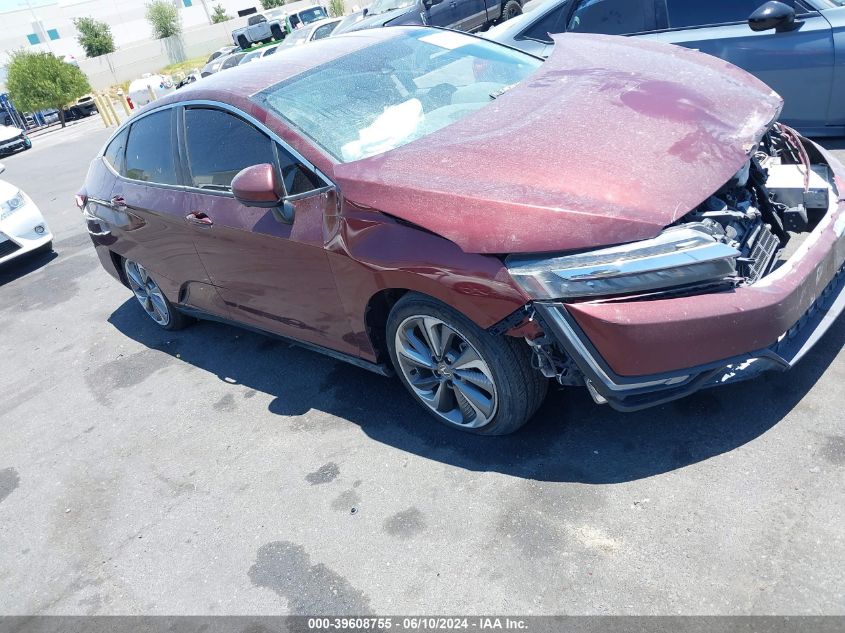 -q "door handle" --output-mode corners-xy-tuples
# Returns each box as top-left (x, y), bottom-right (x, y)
(111, 195), (127, 211)
(185, 211), (213, 226)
